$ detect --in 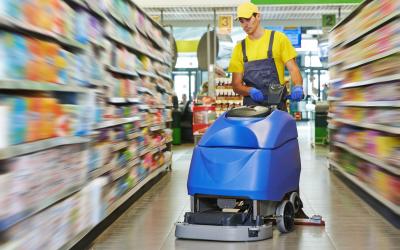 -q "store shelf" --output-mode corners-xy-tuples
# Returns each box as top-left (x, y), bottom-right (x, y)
(137, 70), (158, 79)
(128, 132), (142, 140)
(327, 96), (341, 101)
(137, 87), (154, 96)
(340, 74), (400, 89)
(330, 160), (400, 215)
(327, 113), (335, 118)
(105, 32), (166, 64)
(327, 78), (344, 84)
(105, 65), (139, 78)
(58, 162), (169, 250)
(88, 37), (106, 49)
(338, 101), (400, 108)
(150, 124), (166, 132)
(107, 9), (135, 33)
(333, 142), (400, 175)
(342, 47), (400, 71)
(112, 141), (129, 152)
(127, 98), (142, 103)
(0, 185), (83, 232)
(89, 163), (114, 179)
(0, 15), (84, 51)
(0, 80), (91, 93)
(112, 166), (132, 181)
(157, 71), (172, 81)
(108, 97), (127, 104)
(94, 116), (141, 129)
(59, 227), (92, 250)
(341, 12), (400, 47)
(0, 137), (89, 161)
(328, 124), (337, 130)
(140, 122), (152, 128)
(334, 118), (400, 134)
(328, 61), (344, 68)
(106, 161), (169, 214)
